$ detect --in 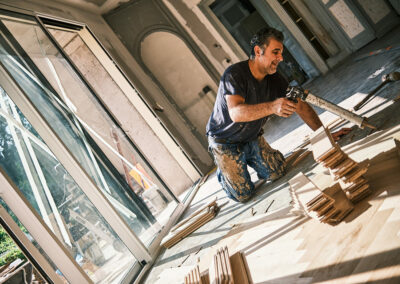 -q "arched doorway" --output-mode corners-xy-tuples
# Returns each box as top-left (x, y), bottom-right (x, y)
(141, 31), (218, 147)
